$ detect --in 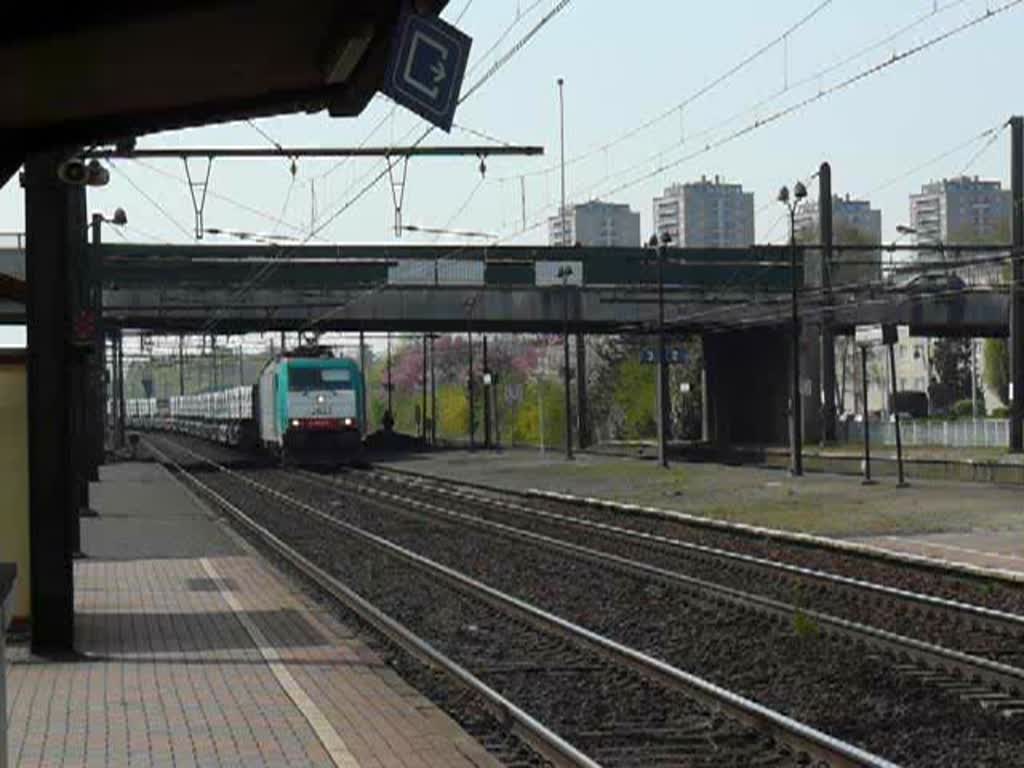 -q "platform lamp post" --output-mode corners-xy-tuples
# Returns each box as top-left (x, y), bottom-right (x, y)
(779, 182), (808, 477)
(88, 208), (127, 468)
